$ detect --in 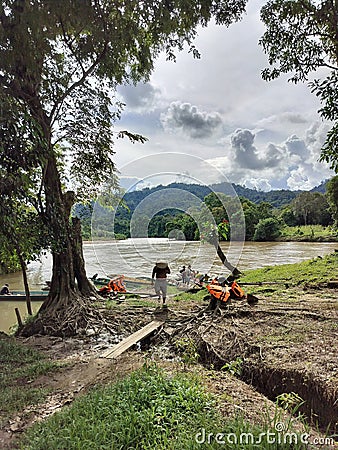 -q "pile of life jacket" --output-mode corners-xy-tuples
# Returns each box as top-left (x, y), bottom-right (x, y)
(99, 275), (127, 296)
(206, 276), (246, 305)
